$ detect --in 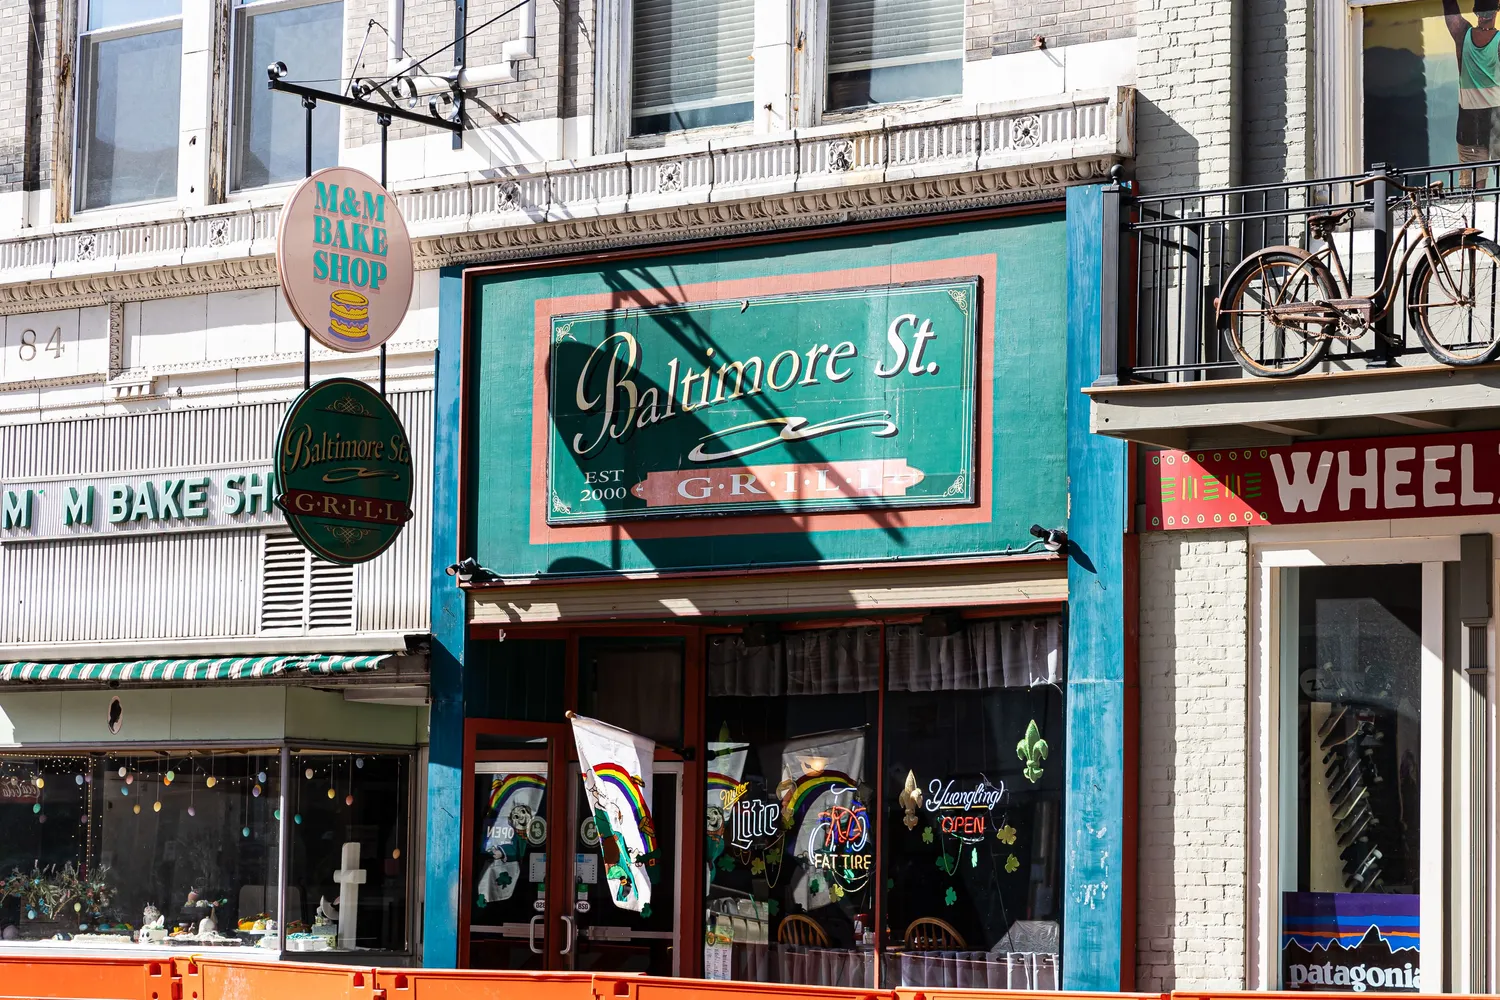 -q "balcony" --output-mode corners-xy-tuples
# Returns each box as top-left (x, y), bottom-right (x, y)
(1089, 162), (1500, 449)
